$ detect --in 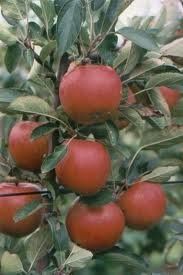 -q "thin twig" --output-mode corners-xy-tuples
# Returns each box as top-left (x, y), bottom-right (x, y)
(87, 0), (95, 42)
(33, 51), (55, 75)
(76, 41), (82, 56)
